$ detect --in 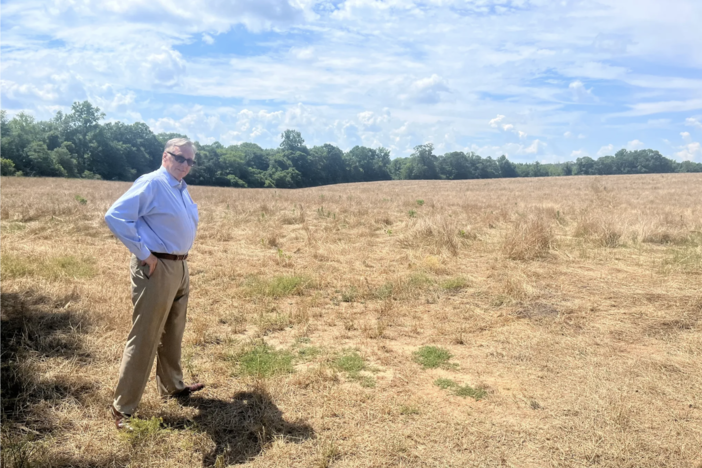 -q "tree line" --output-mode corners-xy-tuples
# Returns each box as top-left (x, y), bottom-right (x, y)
(2, 101), (700, 187)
